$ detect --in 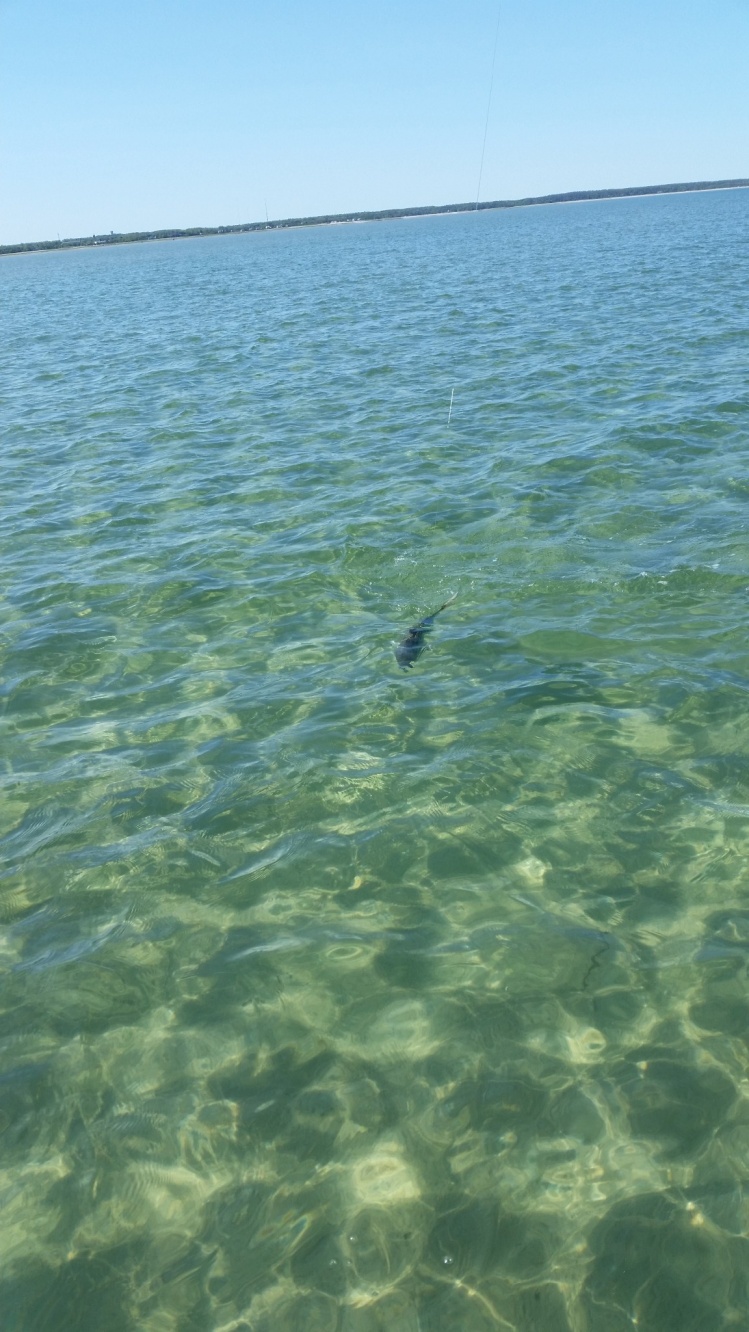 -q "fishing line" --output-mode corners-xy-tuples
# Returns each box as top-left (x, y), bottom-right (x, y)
(475, 4), (502, 208)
